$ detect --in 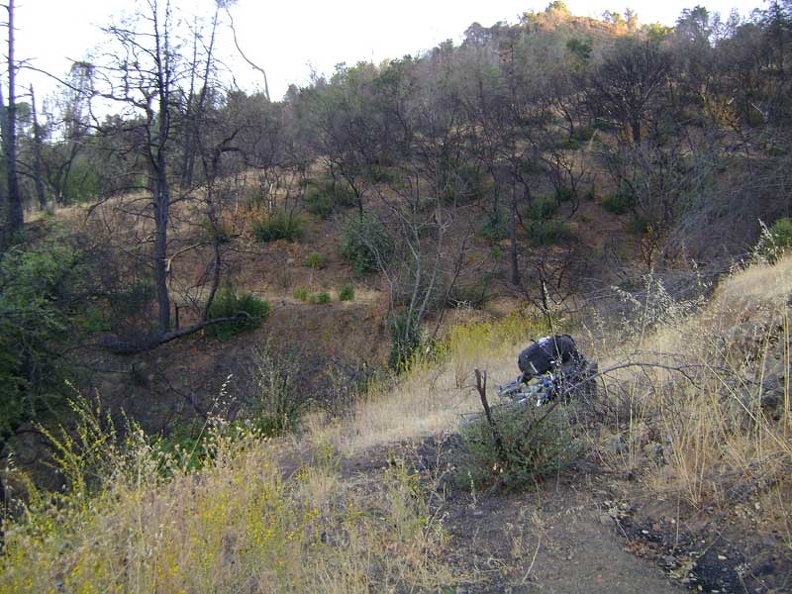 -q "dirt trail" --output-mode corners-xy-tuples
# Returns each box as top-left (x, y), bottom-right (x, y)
(341, 442), (683, 594)
(441, 482), (682, 594)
